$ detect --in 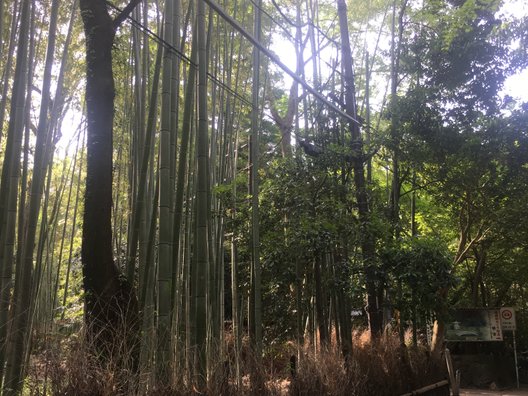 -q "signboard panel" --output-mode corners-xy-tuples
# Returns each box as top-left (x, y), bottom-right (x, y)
(500, 307), (516, 331)
(445, 309), (502, 342)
